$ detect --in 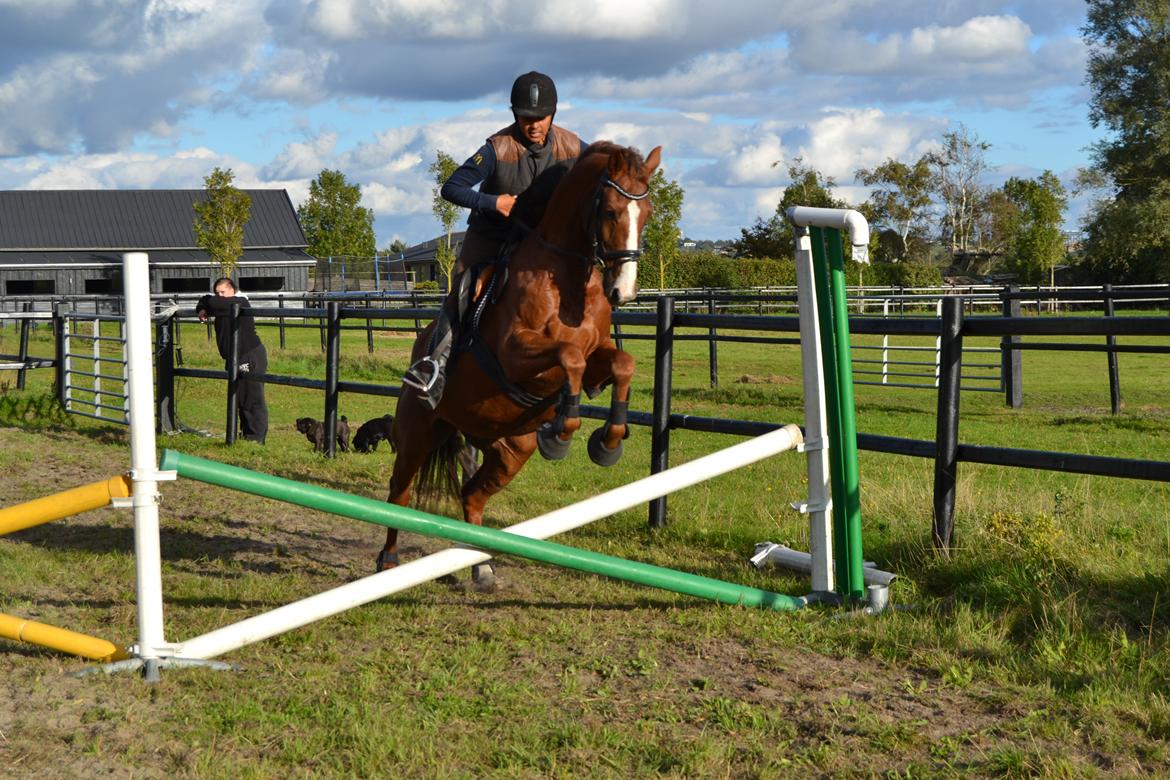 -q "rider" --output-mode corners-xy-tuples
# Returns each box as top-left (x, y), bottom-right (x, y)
(403, 71), (589, 408)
